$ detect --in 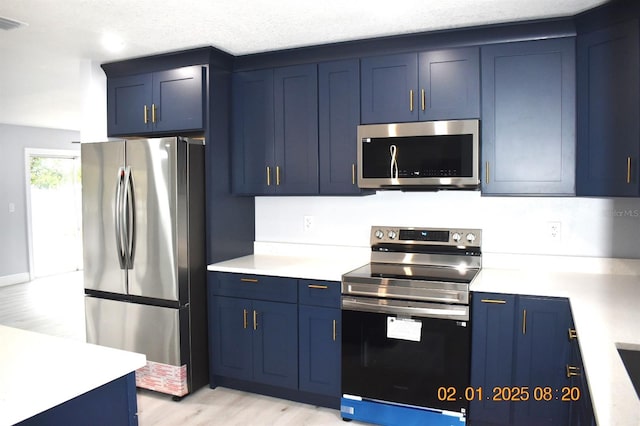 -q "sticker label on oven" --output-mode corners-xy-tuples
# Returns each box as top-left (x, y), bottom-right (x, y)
(387, 316), (422, 342)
